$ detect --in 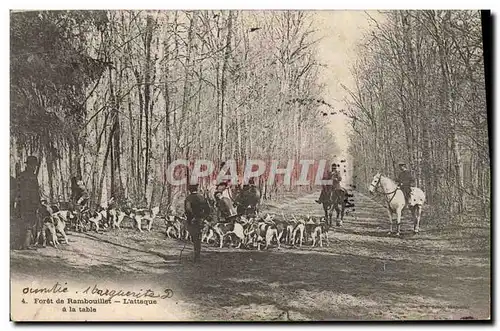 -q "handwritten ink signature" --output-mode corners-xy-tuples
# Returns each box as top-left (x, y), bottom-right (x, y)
(21, 282), (174, 301)
(82, 284), (174, 301)
(22, 282), (69, 294)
